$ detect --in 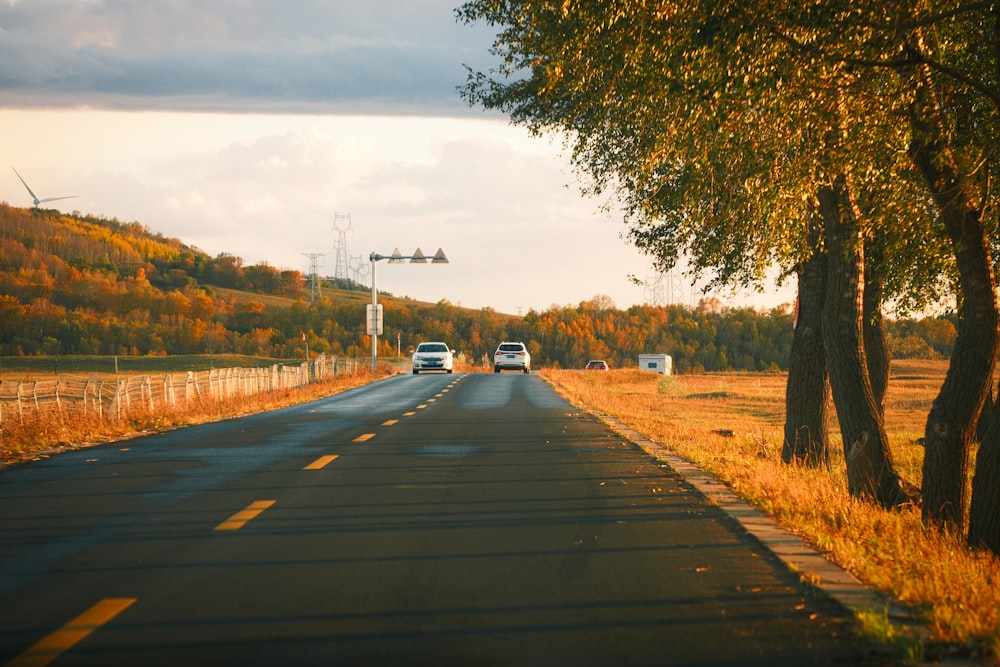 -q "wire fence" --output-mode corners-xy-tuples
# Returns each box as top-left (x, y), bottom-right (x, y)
(0, 354), (367, 425)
